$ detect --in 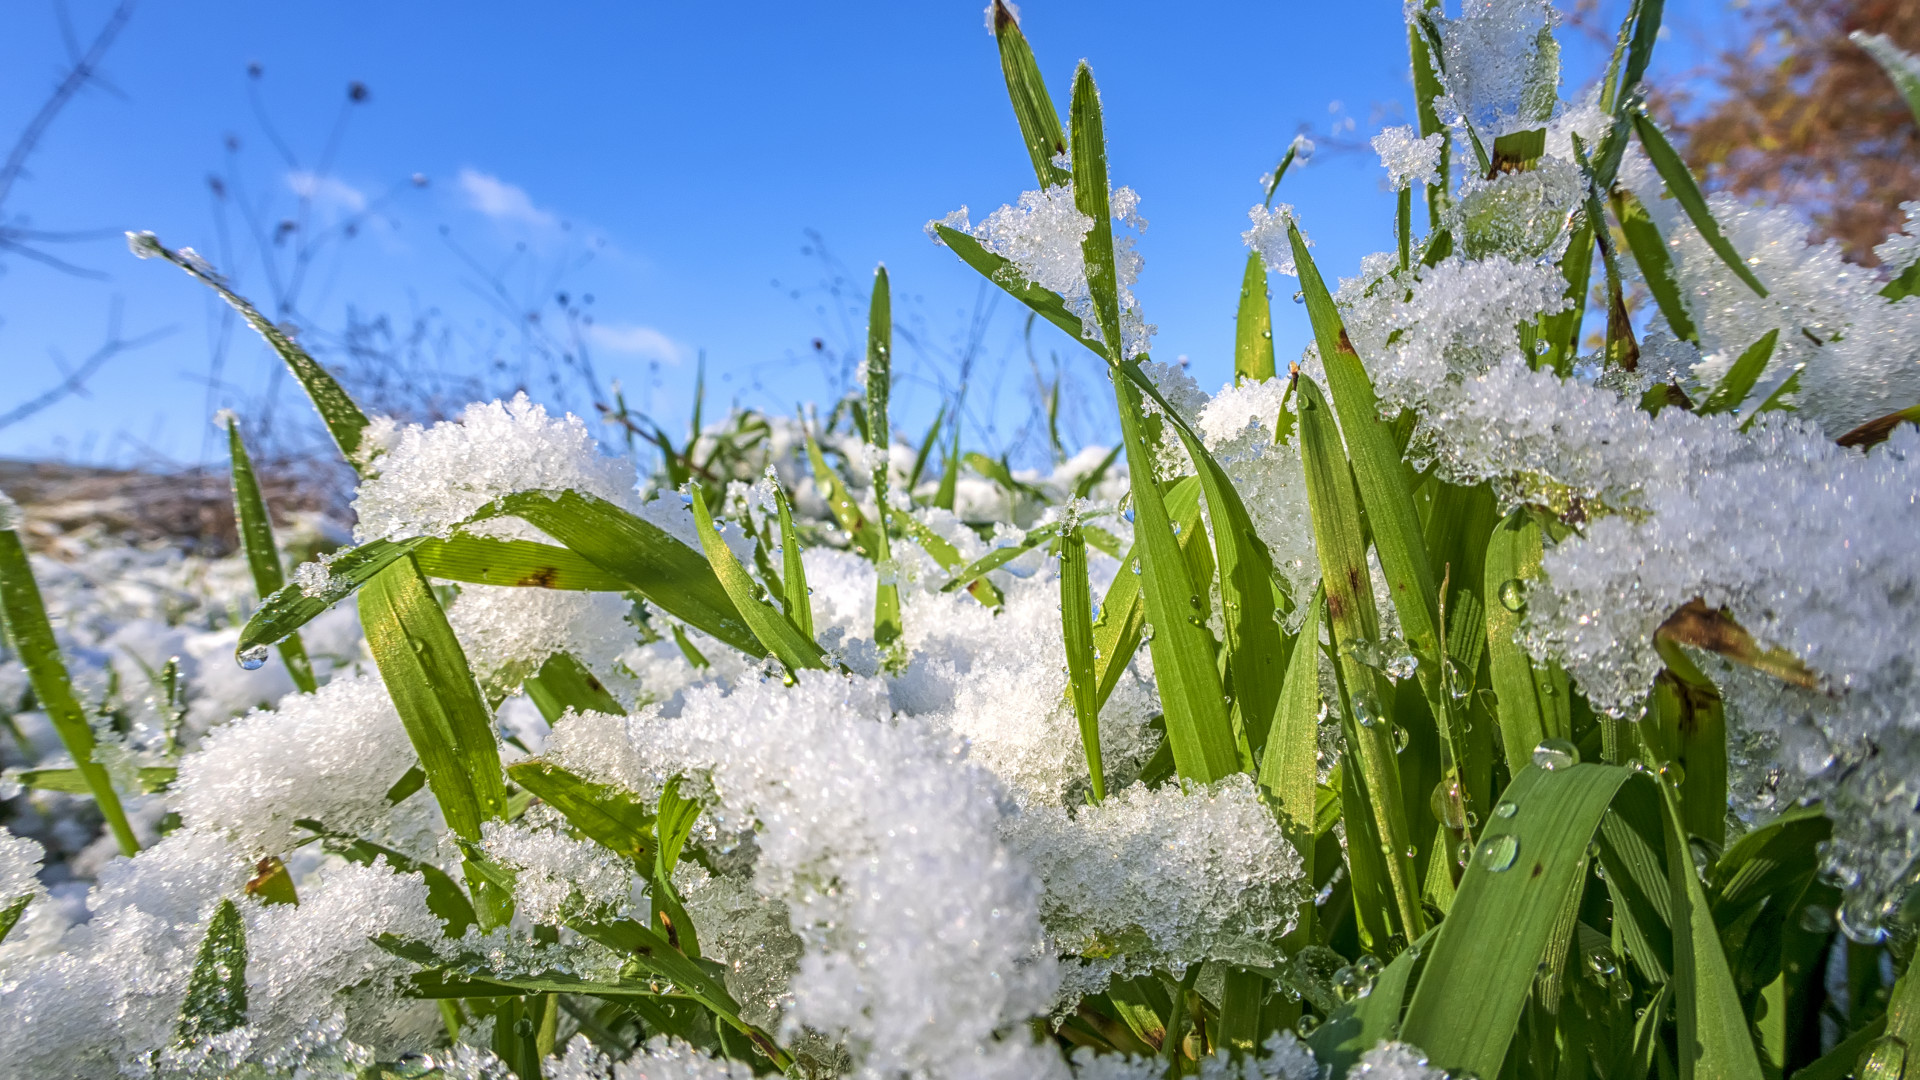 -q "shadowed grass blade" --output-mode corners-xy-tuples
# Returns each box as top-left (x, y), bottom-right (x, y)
(1632, 112), (1769, 298)
(1090, 477), (1203, 712)
(1294, 374), (1423, 939)
(1258, 585), (1326, 936)
(1699, 329), (1779, 417)
(1657, 779), (1766, 1080)
(302, 820), (478, 937)
(523, 651), (622, 723)
(358, 555), (511, 928)
(226, 415), (315, 692)
(506, 760), (656, 865)
(805, 430), (883, 561)
(1234, 251), (1275, 382)
(866, 265), (902, 652)
(131, 233), (372, 468)
(173, 899), (248, 1050)
(1400, 764), (1641, 1078)
(774, 482), (816, 637)
(0, 526), (138, 855)
(1057, 520), (1104, 801)
(1615, 188), (1699, 343)
(688, 488), (826, 675)
(1484, 510), (1571, 776)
